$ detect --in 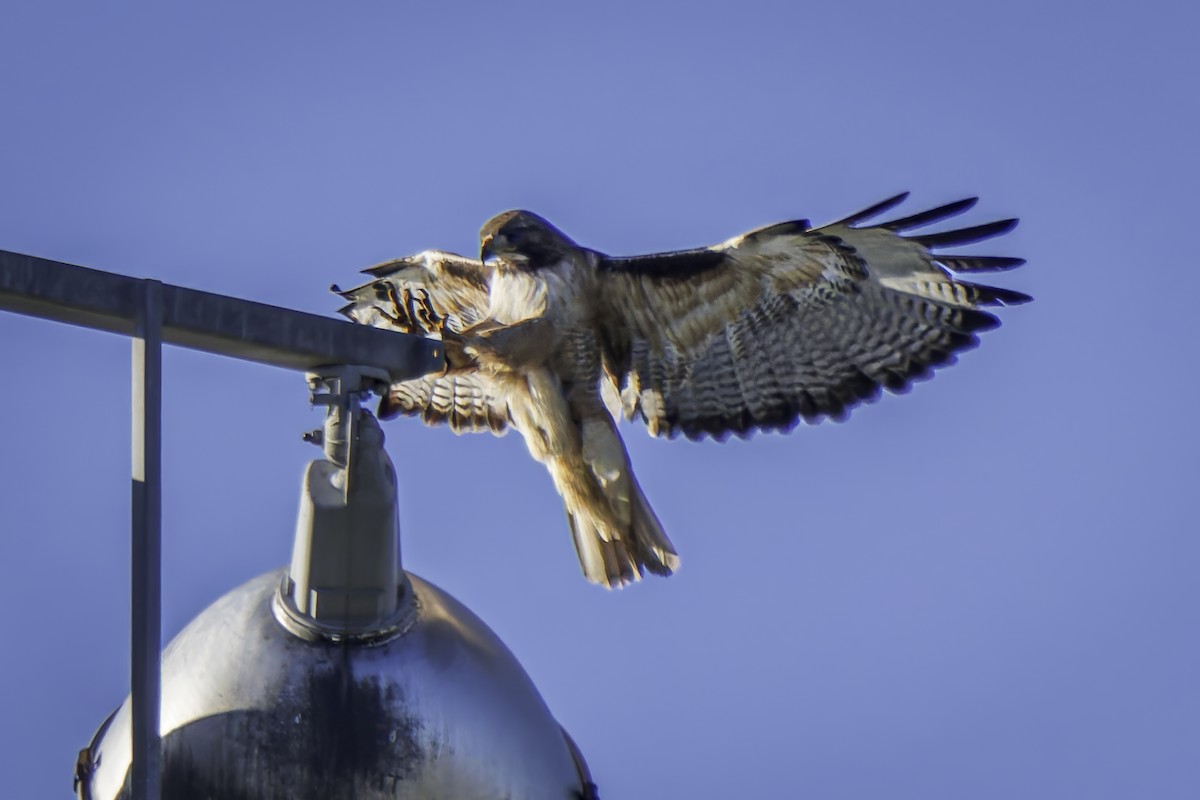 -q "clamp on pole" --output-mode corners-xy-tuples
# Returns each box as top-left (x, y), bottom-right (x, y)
(304, 366), (389, 494)
(274, 366), (415, 641)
